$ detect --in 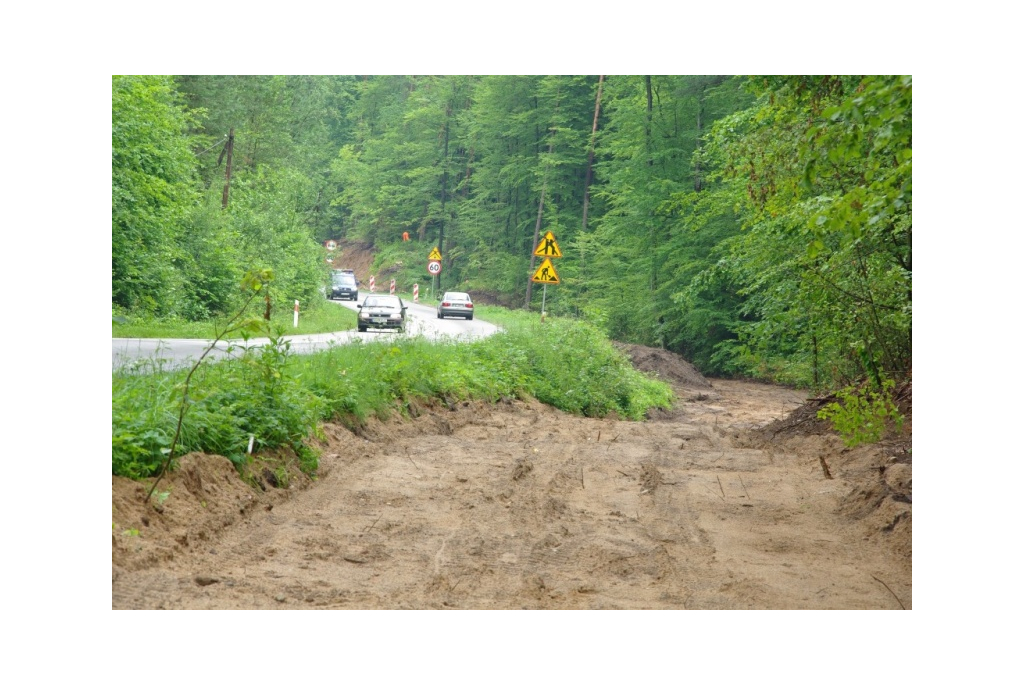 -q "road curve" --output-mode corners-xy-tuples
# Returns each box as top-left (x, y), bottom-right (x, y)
(112, 295), (500, 371)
